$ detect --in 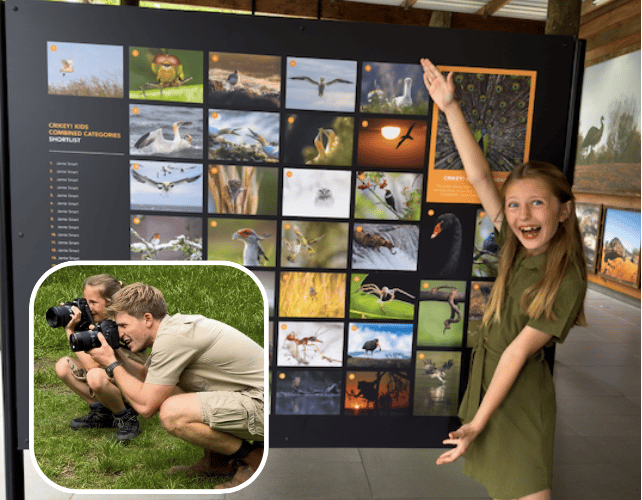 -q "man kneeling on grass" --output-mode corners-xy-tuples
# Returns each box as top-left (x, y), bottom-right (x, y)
(88, 282), (264, 489)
